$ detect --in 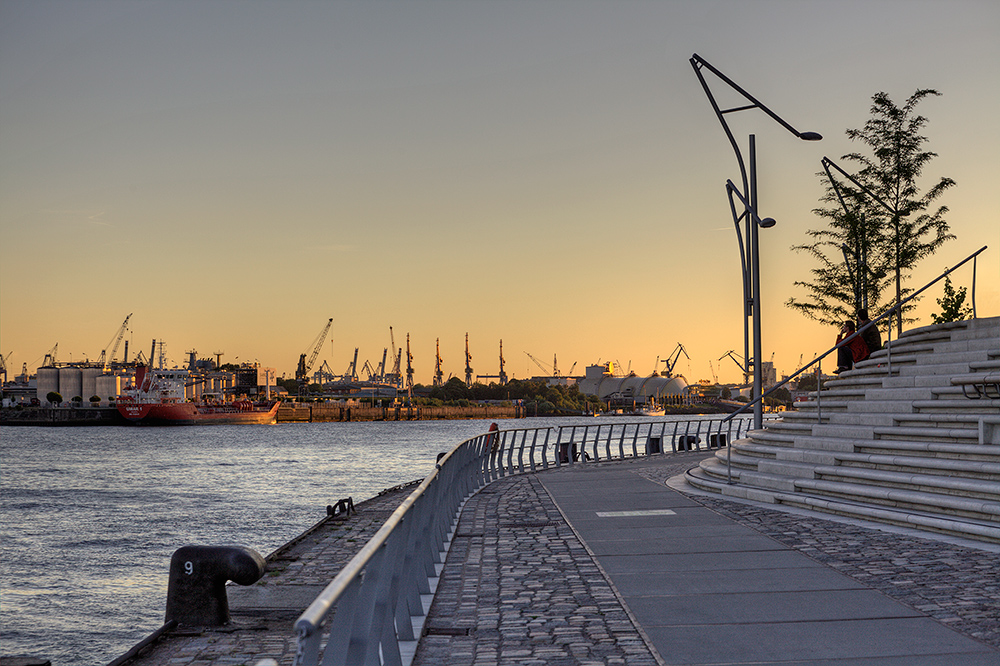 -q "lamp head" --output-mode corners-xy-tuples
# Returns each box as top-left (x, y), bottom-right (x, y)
(799, 131), (823, 141)
(759, 217), (777, 228)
